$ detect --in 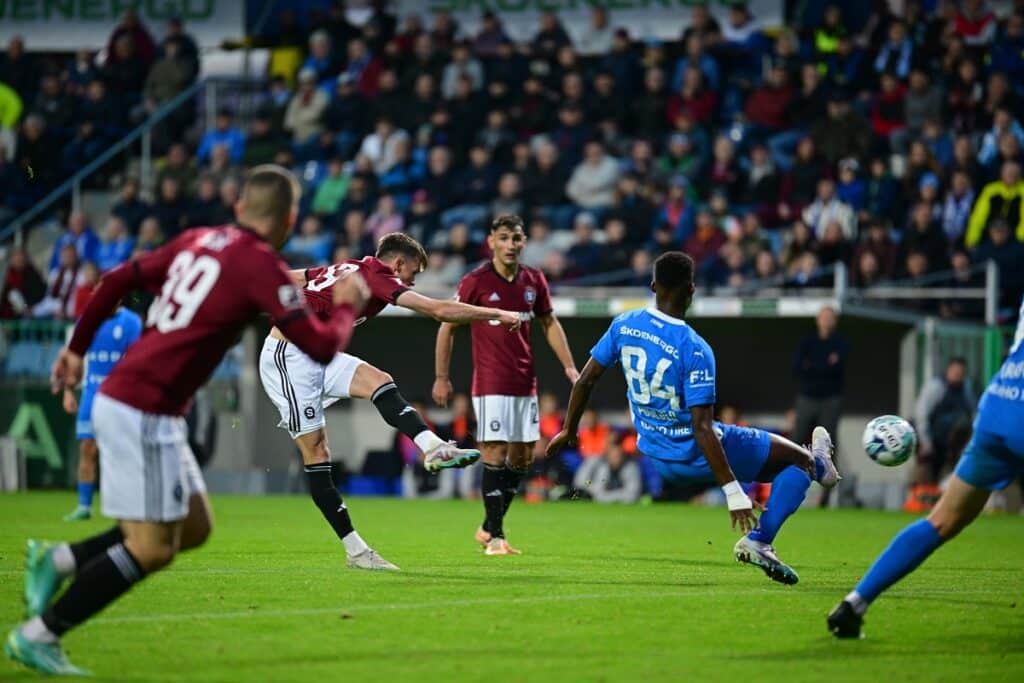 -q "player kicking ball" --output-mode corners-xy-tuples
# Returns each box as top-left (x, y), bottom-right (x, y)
(547, 252), (839, 583)
(61, 305), (142, 521)
(828, 295), (1024, 638)
(259, 232), (522, 571)
(5, 166), (366, 675)
(434, 214), (579, 556)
